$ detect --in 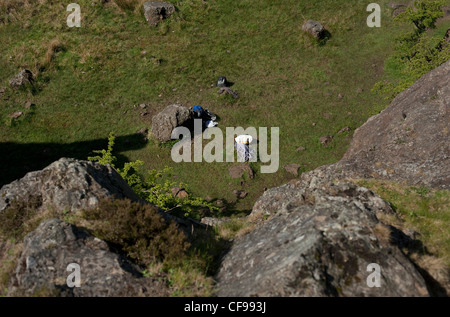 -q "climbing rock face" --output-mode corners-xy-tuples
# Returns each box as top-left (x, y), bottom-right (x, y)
(215, 180), (430, 297)
(338, 60), (450, 189)
(7, 218), (170, 296)
(0, 157), (140, 214)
